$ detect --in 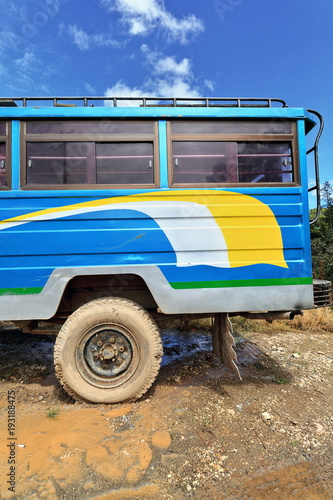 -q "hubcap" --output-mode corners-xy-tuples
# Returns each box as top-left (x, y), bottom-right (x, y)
(76, 324), (139, 388)
(84, 330), (132, 377)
